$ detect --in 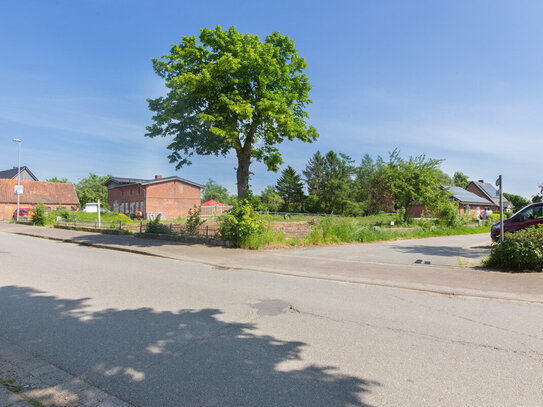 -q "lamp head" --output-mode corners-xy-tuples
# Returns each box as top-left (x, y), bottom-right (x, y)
(13, 138), (21, 143)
